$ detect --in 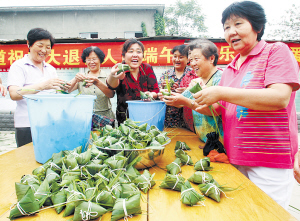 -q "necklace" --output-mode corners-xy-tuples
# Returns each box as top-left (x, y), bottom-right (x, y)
(205, 70), (218, 85)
